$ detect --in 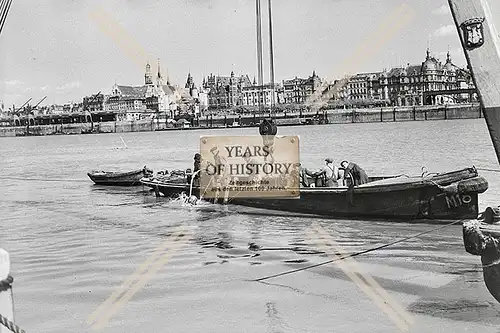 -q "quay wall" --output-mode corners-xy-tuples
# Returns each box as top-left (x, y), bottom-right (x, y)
(324, 104), (481, 124)
(0, 104), (482, 137)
